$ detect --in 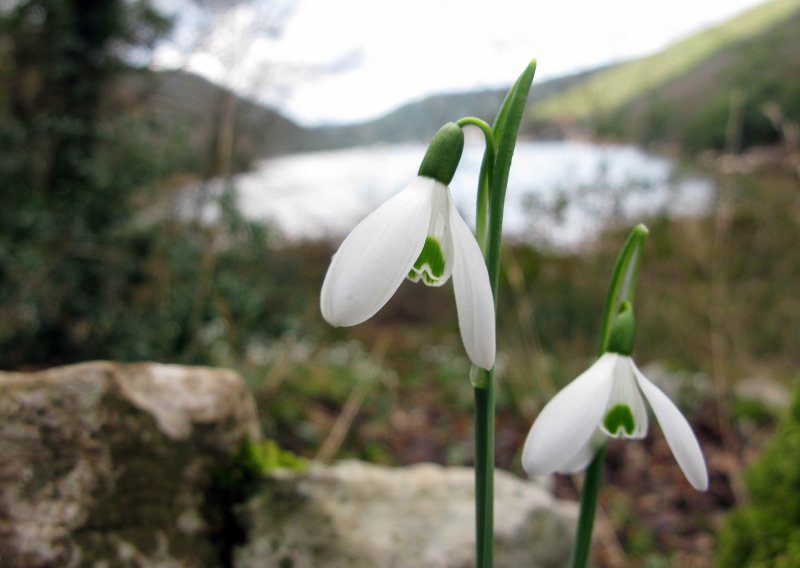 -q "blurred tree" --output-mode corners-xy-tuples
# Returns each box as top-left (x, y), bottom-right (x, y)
(0, 1), (310, 369)
(168, 0), (297, 178)
(0, 0), (170, 366)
